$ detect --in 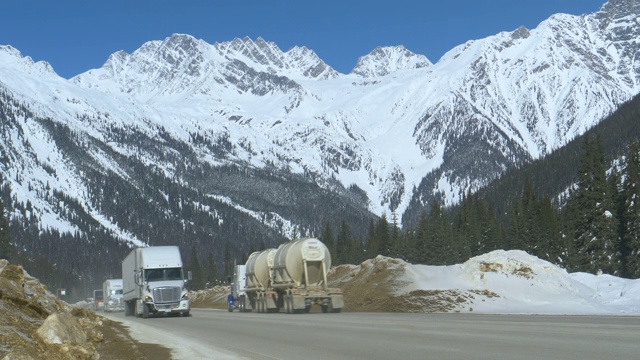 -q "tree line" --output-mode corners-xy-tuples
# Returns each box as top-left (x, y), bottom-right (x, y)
(316, 135), (640, 278)
(4, 134), (640, 298)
